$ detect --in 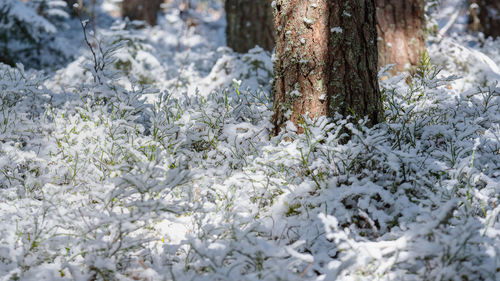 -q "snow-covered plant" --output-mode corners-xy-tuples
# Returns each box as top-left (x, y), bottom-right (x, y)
(26, 0), (69, 19)
(110, 19), (165, 87)
(157, 52), (498, 280)
(0, 2), (498, 280)
(0, 0), (69, 68)
(0, 24), (189, 280)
